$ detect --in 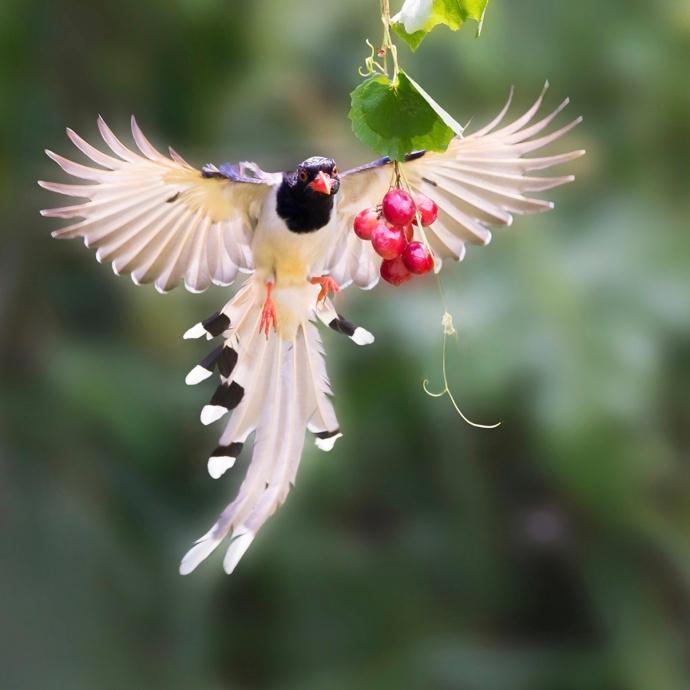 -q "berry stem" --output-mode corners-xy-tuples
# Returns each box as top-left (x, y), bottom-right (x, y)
(379, 0), (400, 82)
(396, 163), (431, 253)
